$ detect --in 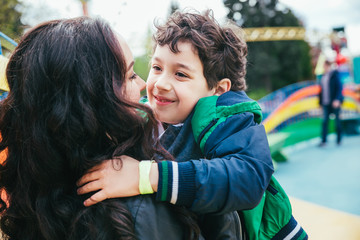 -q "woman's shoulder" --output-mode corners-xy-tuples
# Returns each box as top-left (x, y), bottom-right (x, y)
(121, 195), (186, 240)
